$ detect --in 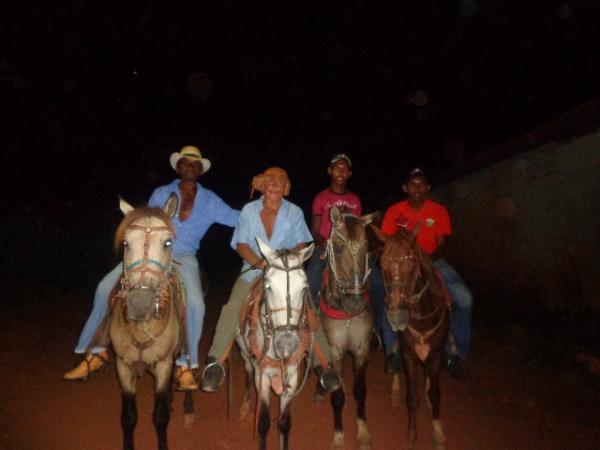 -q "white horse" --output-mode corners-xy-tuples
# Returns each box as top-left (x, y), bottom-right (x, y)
(236, 237), (315, 450)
